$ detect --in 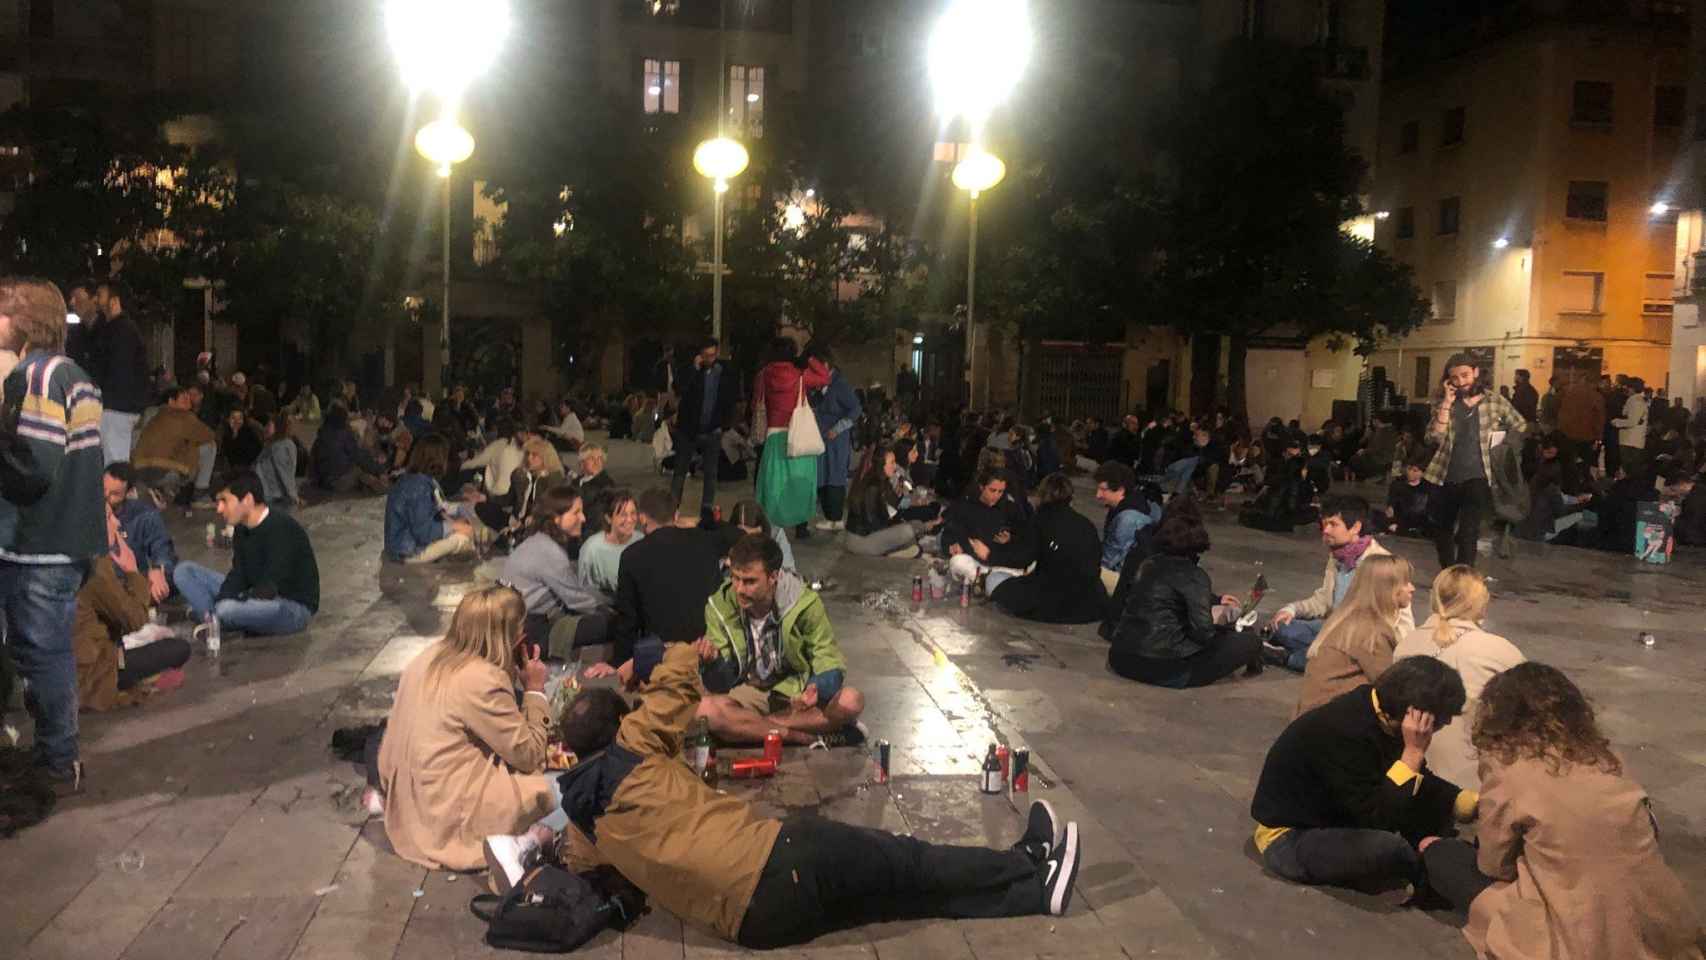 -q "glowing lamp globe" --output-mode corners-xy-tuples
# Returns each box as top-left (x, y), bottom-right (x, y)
(415, 119), (475, 176)
(951, 150), (1006, 195)
(693, 137), (750, 182)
